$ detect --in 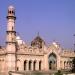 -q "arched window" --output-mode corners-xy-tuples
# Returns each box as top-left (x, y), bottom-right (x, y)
(64, 61), (66, 69)
(24, 60), (27, 70)
(29, 60), (32, 70)
(9, 11), (12, 14)
(12, 26), (13, 30)
(67, 61), (68, 69)
(70, 61), (72, 67)
(39, 61), (42, 70)
(33, 61), (36, 70)
(12, 11), (14, 14)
